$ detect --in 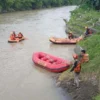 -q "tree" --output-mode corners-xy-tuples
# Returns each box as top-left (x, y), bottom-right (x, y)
(0, 0), (14, 10)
